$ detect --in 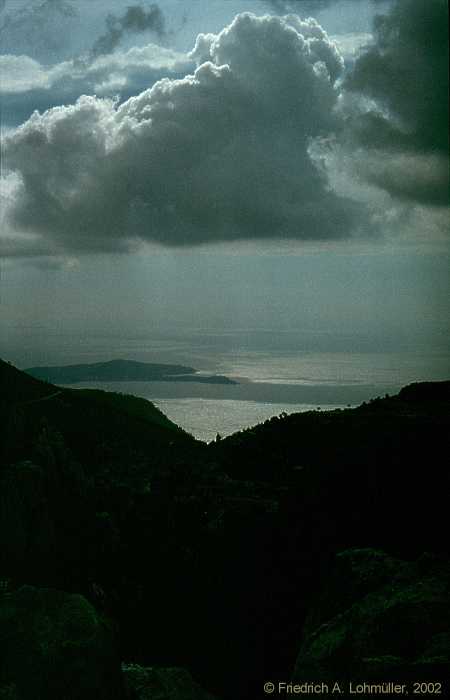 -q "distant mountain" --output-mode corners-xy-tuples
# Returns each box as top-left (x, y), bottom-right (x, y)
(24, 358), (236, 385)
